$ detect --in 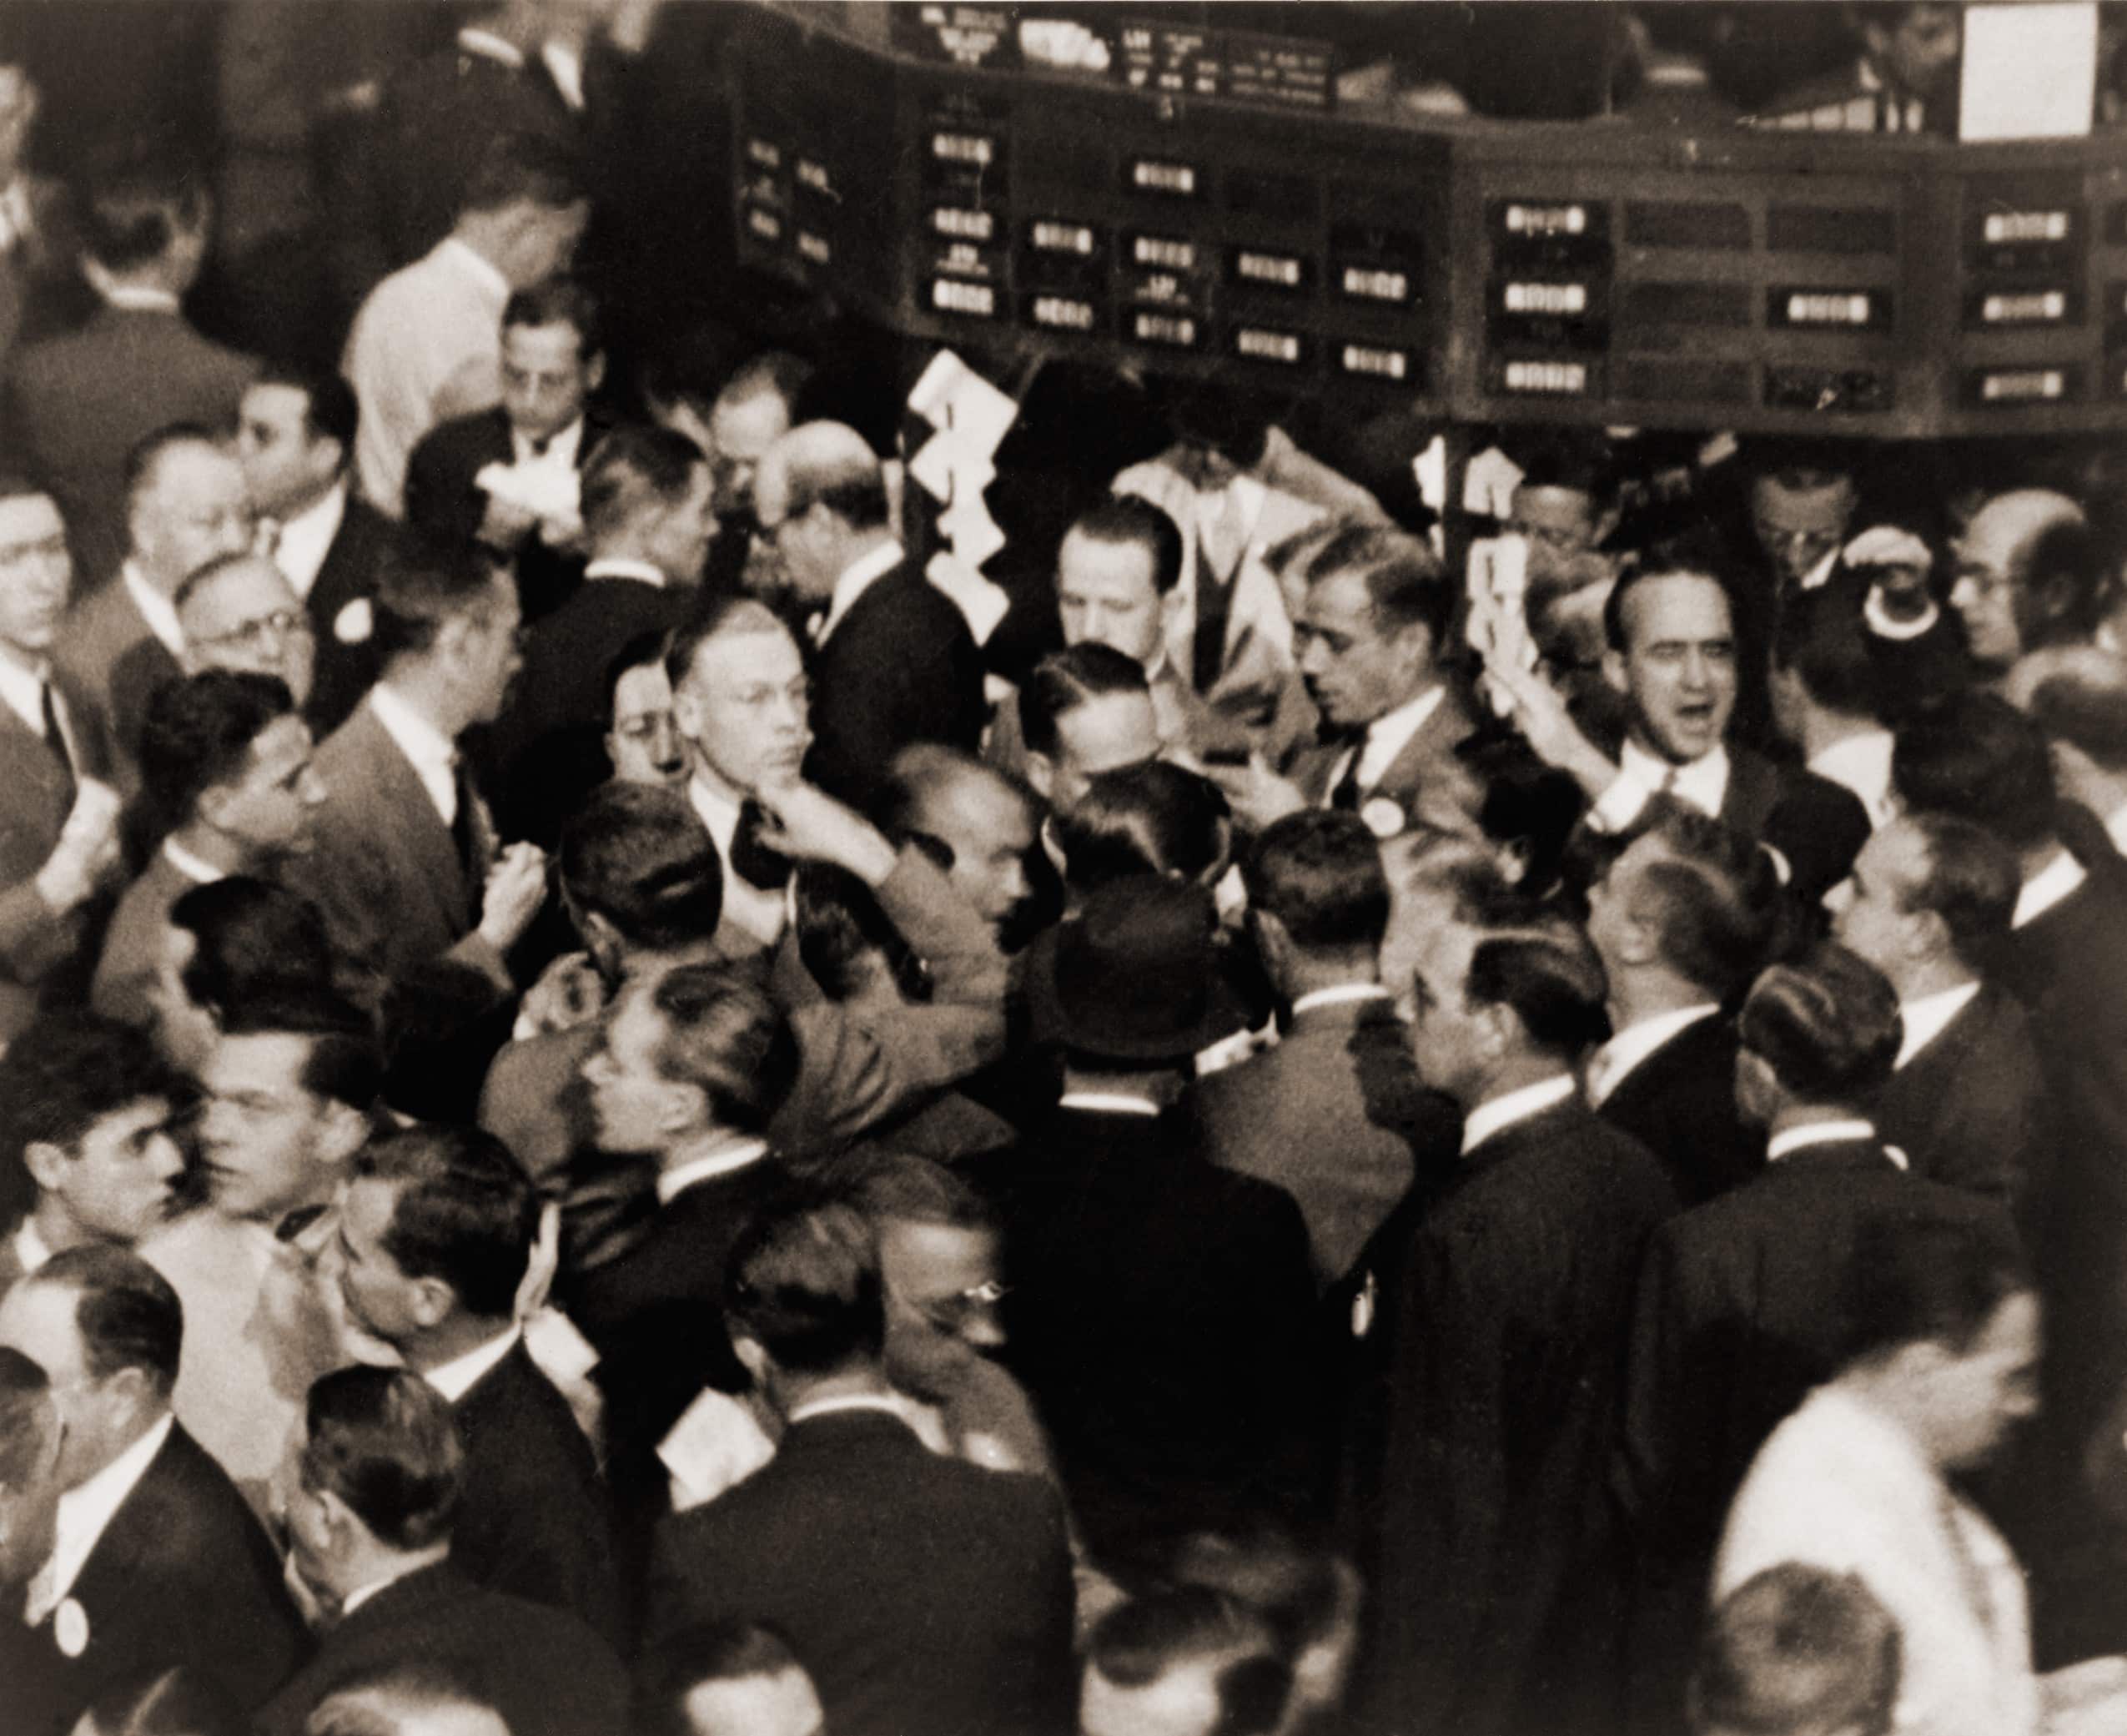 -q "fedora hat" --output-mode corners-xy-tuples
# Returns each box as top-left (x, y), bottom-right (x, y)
(1029, 875), (1254, 1064)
